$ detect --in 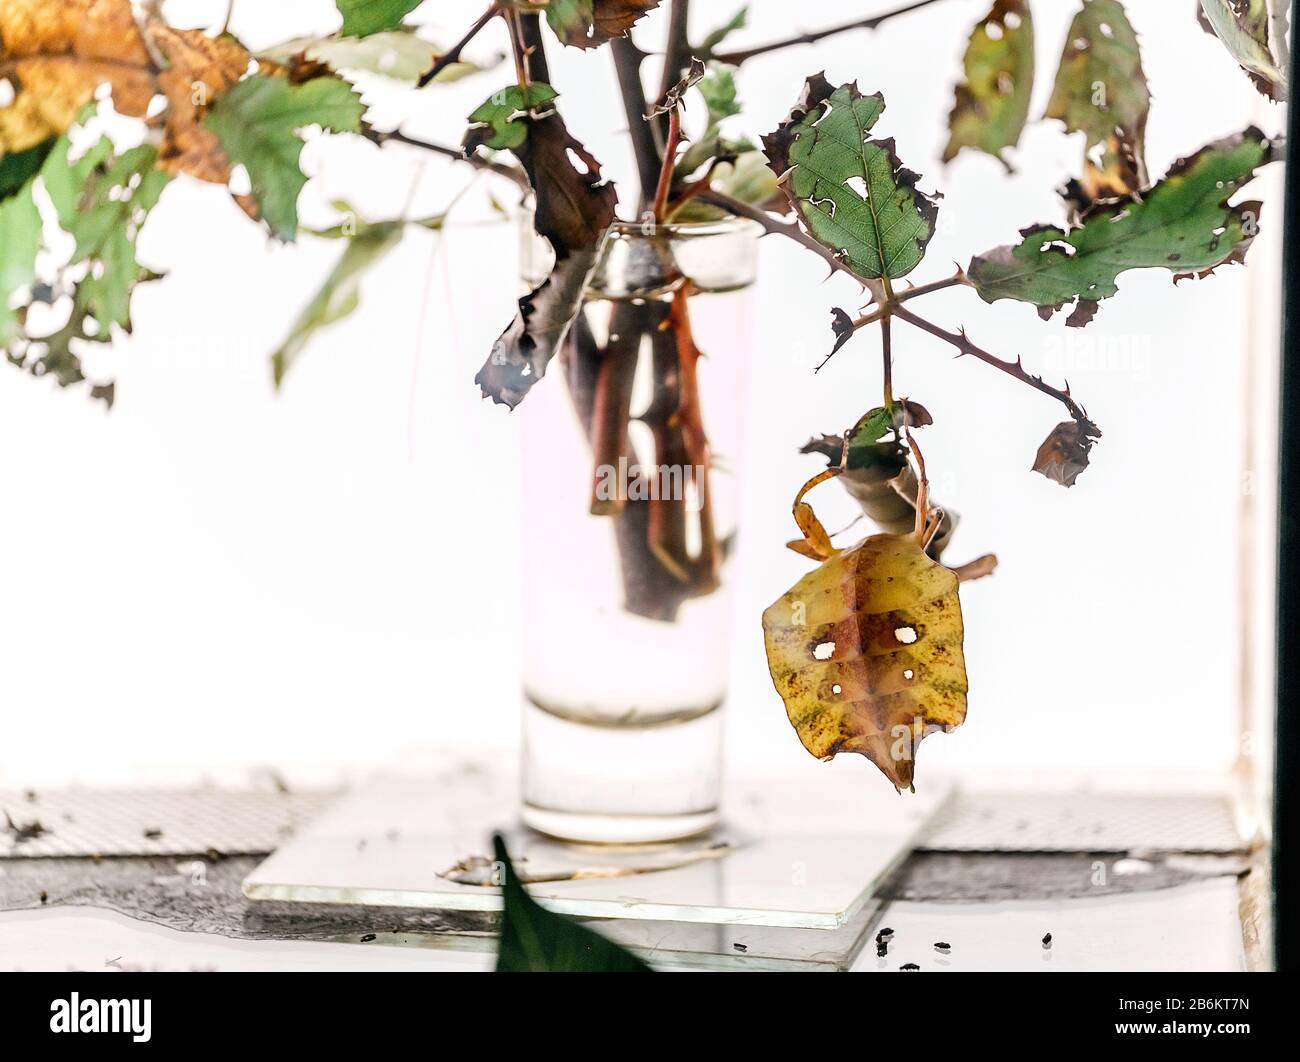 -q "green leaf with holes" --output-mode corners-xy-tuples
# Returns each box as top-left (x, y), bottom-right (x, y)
(205, 74), (365, 241)
(336, 0), (422, 37)
(1045, 0), (1150, 198)
(945, 0), (1035, 165)
(969, 128), (1274, 325)
(762, 76), (938, 280)
(494, 835), (651, 972)
(464, 83), (560, 152)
